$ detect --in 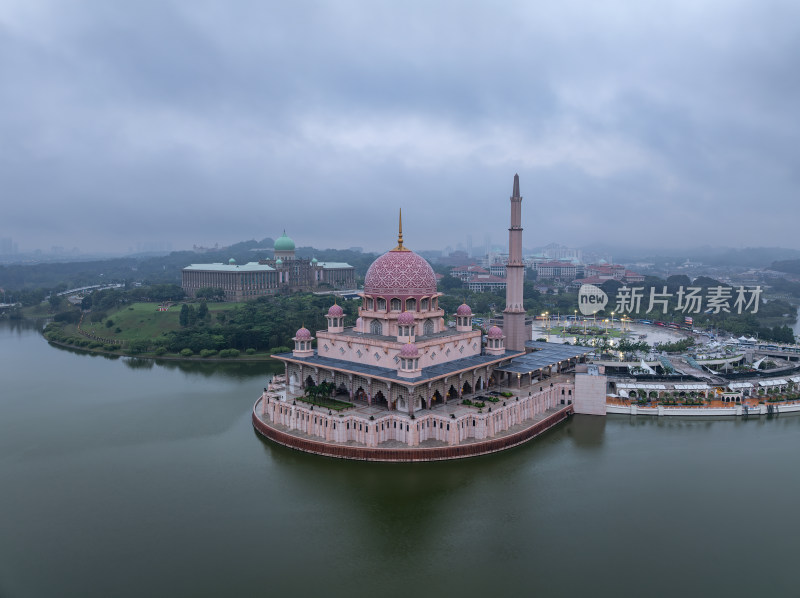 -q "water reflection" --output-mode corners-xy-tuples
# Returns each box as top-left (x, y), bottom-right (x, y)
(123, 357), (155, 370)
(0, 317), (48, 334)
(39, 326), (281, 380)
(154, 358), (281, 380)
(565, 414), (606, 447)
